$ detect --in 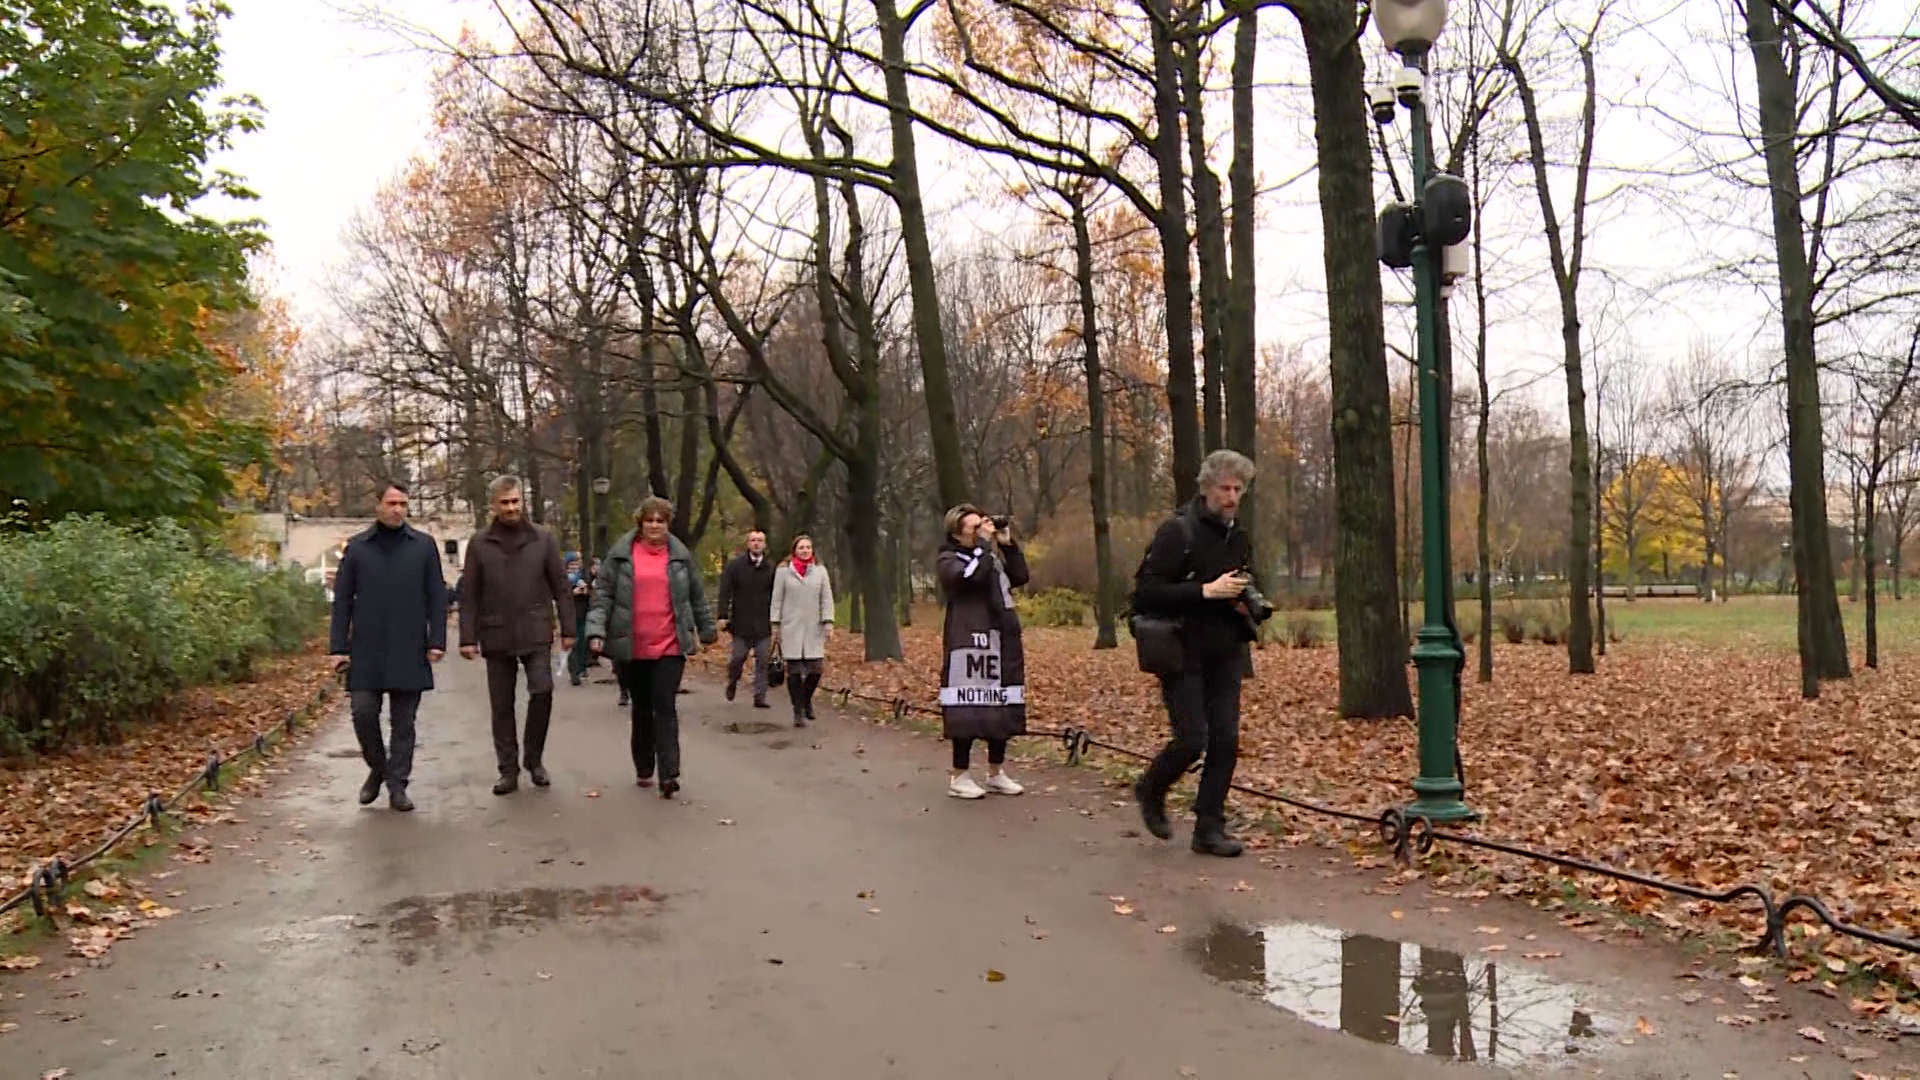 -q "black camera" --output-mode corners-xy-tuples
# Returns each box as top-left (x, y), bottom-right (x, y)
(990, 515), (1011, 531)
